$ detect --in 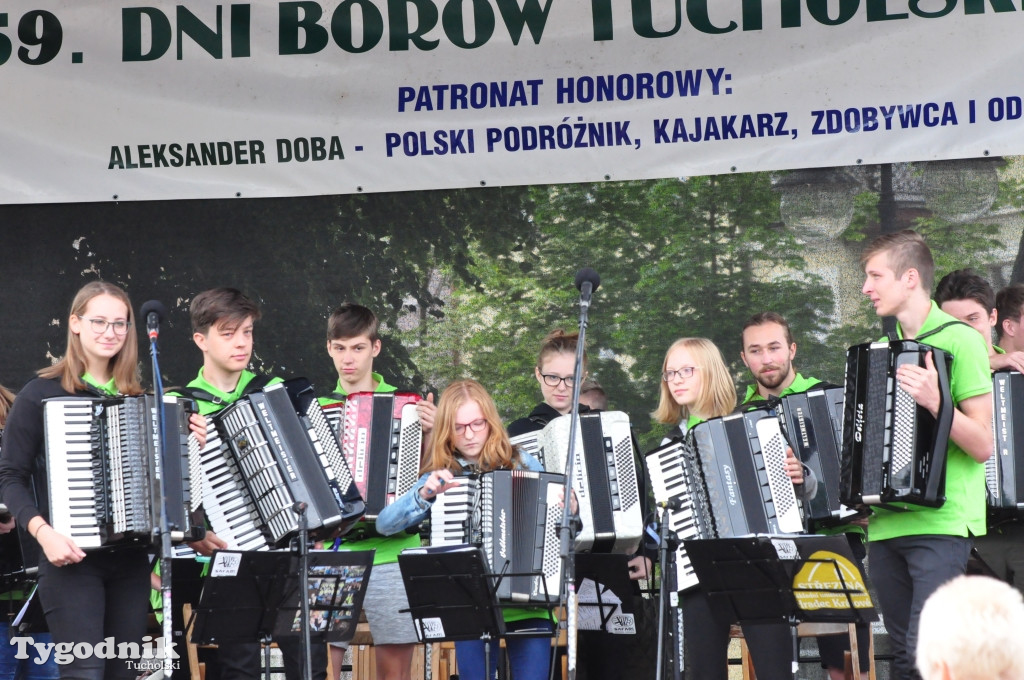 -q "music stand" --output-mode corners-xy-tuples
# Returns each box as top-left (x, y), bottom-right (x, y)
(398, 546), (506, 679)
(573, 553), (634, 635)
(189, 549), (374, 680)
(685, 534), (876, 679)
